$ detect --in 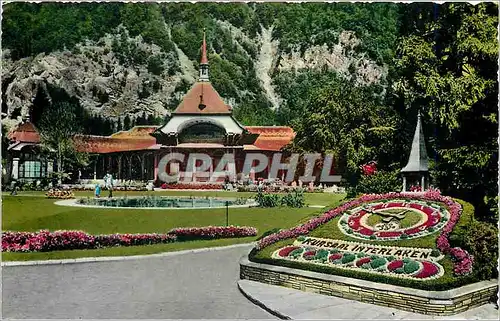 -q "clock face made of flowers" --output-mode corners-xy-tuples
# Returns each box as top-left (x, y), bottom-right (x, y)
(338, 199), (450, 241)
